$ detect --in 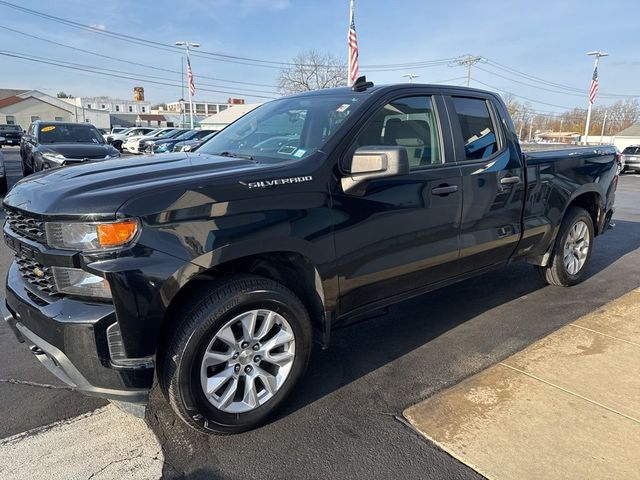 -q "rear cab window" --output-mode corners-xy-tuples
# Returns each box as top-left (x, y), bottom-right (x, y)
(622, 147), (640, 155)
(448, 96), (502, 161)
